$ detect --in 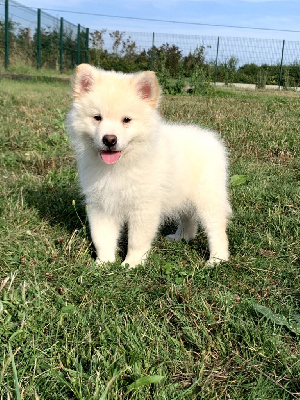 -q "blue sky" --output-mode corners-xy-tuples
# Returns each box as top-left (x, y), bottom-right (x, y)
(24, 0), (299, 41)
